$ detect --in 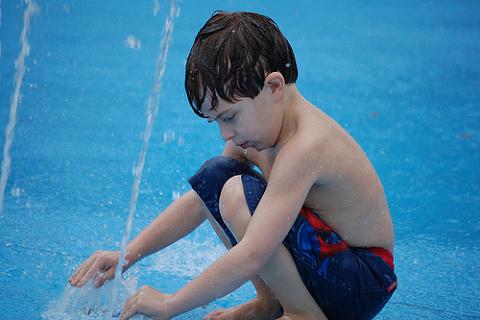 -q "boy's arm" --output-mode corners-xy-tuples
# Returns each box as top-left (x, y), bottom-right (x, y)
(165, 141), (319, 317)
(126, 139), (245, 266)
(117, 140), (244, 269)
(70, 190), (207, 286)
